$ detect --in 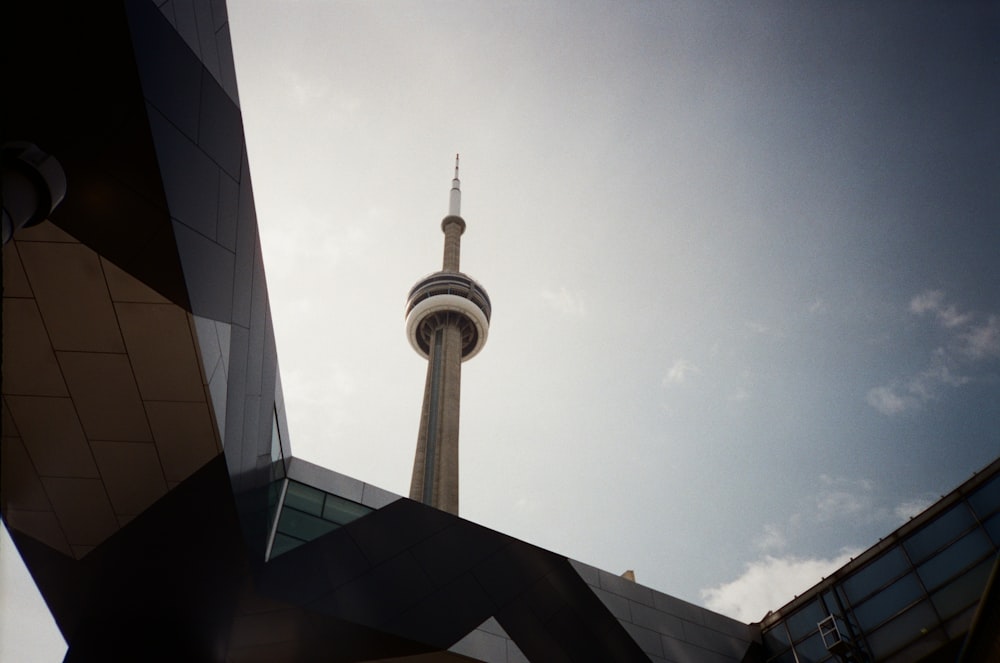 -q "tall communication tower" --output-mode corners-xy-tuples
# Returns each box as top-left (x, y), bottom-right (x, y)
(404, 156), (491, 515)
